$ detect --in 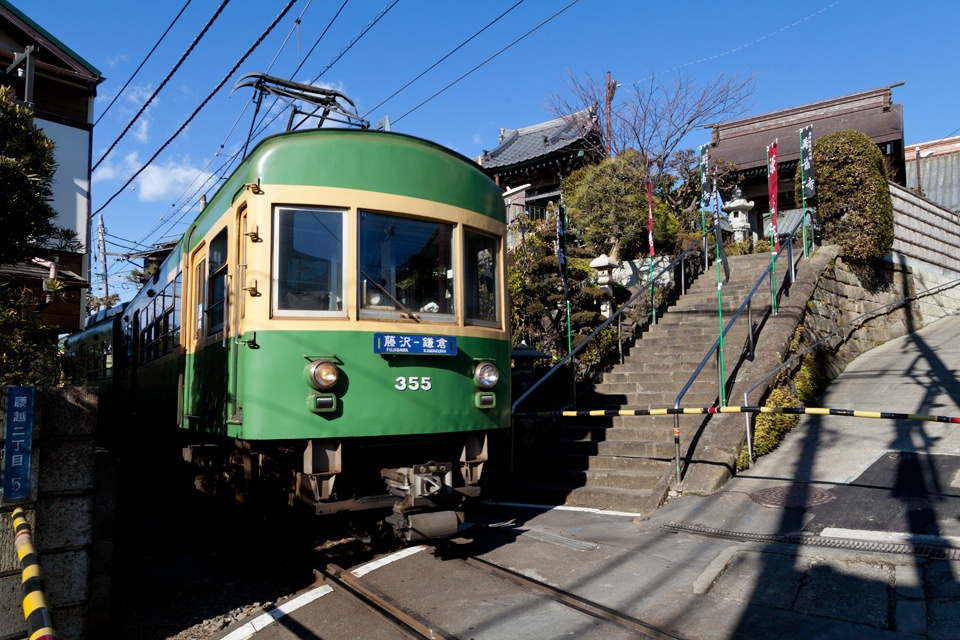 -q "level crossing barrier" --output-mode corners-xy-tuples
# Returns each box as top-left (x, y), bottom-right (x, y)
(10, 507), (59, 640)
